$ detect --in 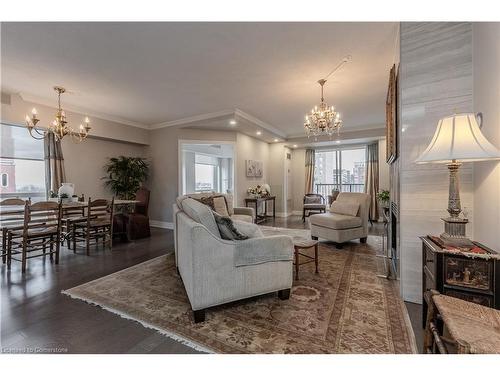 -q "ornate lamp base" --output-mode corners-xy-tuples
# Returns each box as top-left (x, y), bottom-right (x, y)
(440, 217), (474, 247)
